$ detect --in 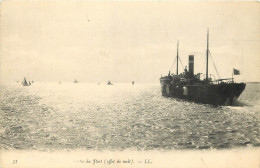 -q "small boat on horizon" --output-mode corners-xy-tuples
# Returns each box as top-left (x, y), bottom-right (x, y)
(74, 79), (79, 83)
(107, 80), (113, 85)
(22, 77), (30, 86)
